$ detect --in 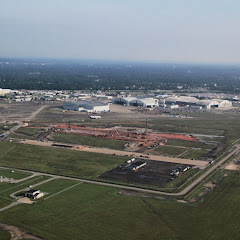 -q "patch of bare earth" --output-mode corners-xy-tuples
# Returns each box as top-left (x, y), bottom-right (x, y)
(0, 223), (45, 240)
(225, 162), (240, 170)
